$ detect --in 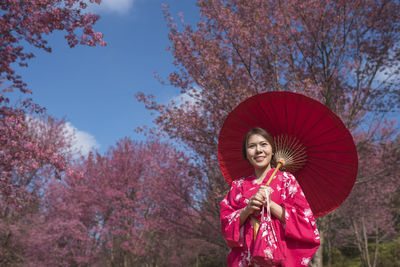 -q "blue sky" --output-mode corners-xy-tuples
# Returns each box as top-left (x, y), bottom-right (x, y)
(12, 0), (399, 156)
(15, 0), (200, 155)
